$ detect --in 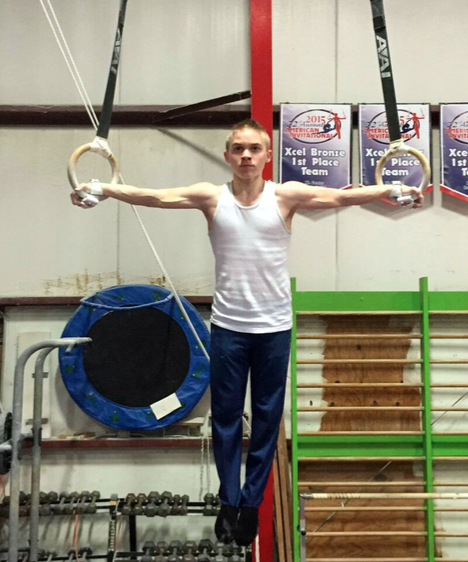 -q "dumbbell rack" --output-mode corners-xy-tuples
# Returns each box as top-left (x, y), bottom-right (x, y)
(1, 337), (254, 562)
(0, 541), (245, 561)
(0, 490), (251, 562)
(0, 492), (252, 561)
